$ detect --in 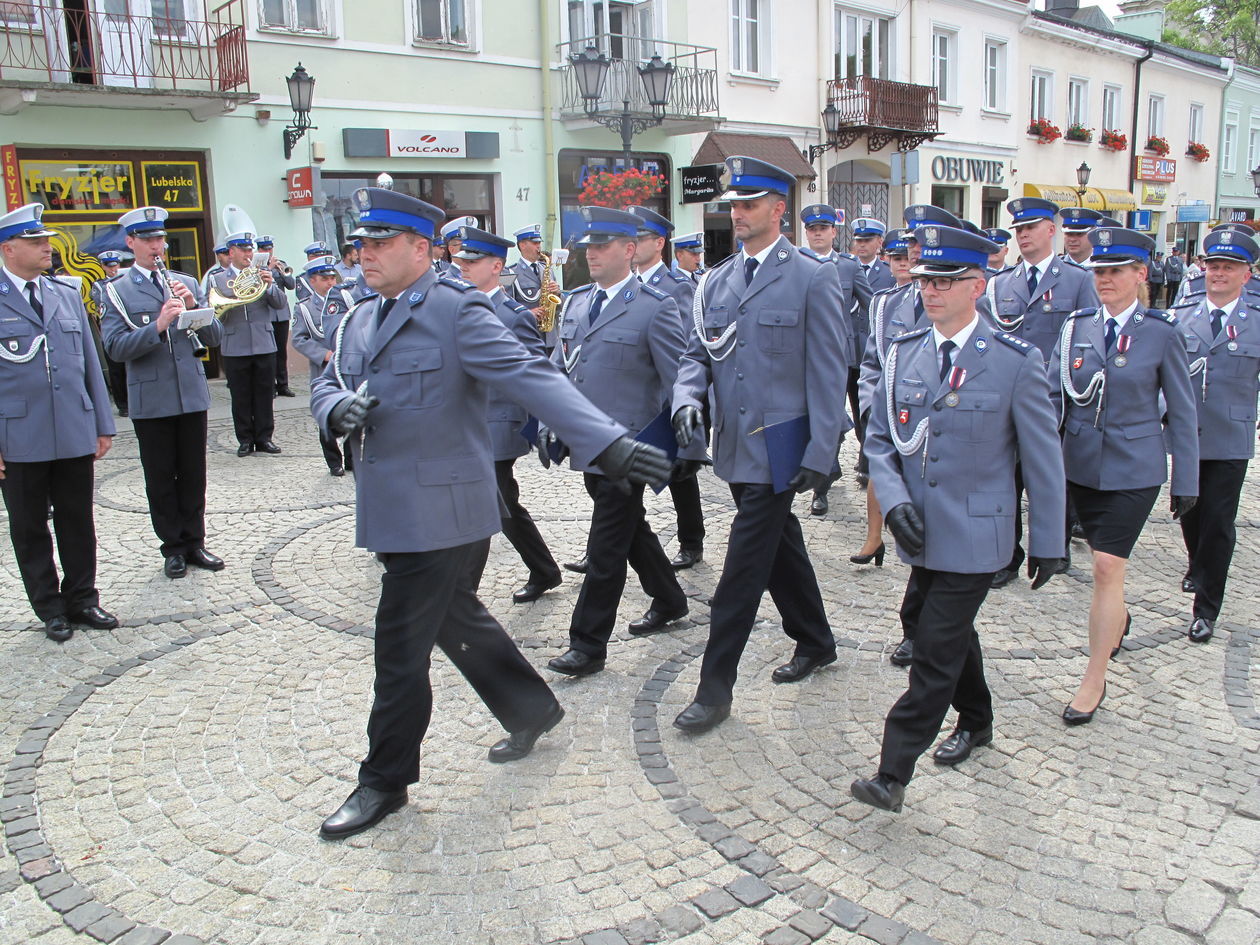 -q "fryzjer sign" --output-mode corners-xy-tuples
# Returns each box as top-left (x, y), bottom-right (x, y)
(386, 130), (466, 158)
(679, 164), (723, 203)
